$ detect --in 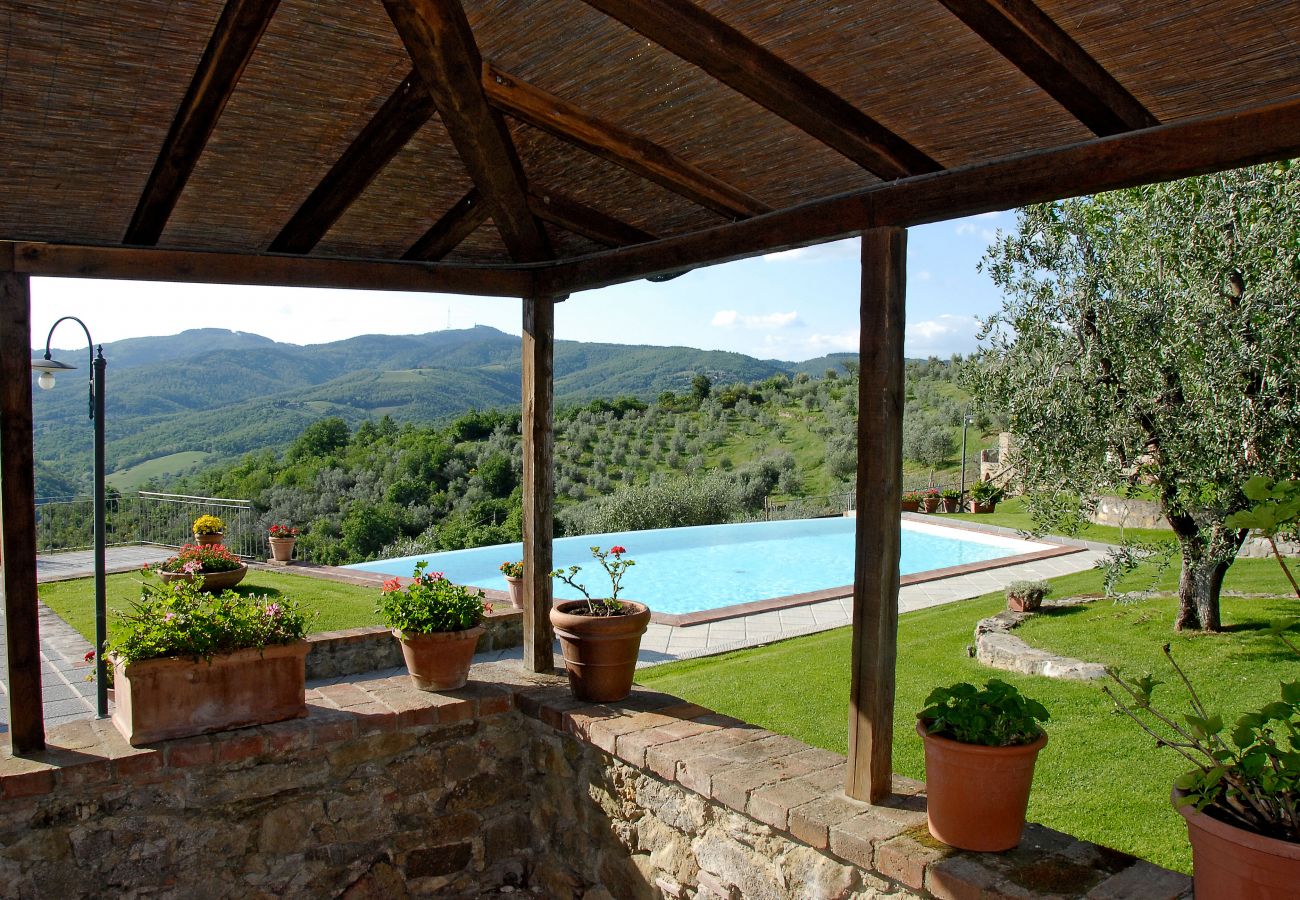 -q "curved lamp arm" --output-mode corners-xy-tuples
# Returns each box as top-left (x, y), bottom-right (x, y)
(32, 316), (102, 421)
